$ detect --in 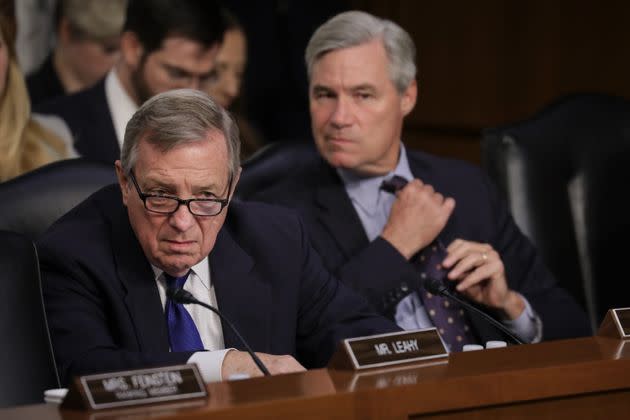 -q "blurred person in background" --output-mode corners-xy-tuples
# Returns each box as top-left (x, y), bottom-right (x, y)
(35, 0), (226, 165)
(14, 0), (55, 75)
(203, 9), (262, 160)
(27, 0), (127, 106)
(0, 0), (74, 183)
